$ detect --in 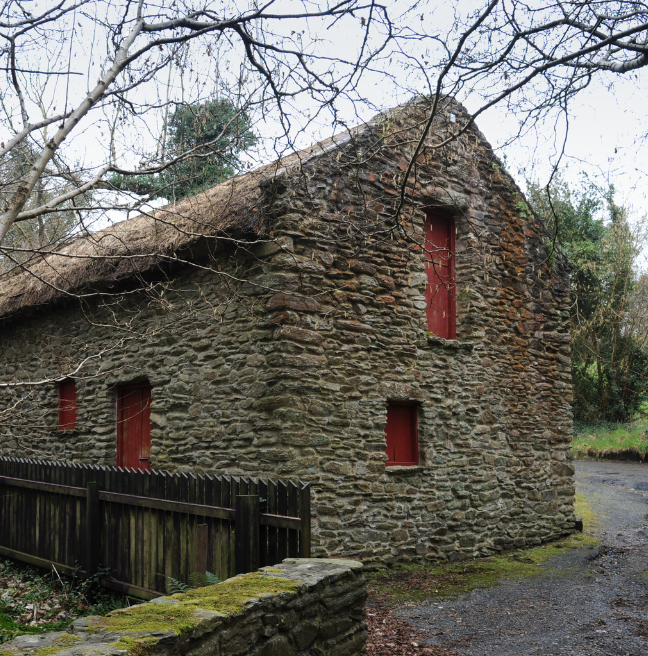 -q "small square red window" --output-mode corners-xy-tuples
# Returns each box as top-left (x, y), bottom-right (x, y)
(58, 379), (77, 430)
(385, 402), (419, 466)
